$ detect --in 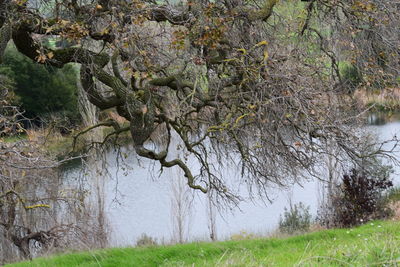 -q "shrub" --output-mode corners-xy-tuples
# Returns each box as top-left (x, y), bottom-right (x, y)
(319, 168), (393, 228)
(279, 202), (311, 234)
(385, 186), (400, 203)
(230, 230), (256, 241)
(136, 234), (157, 247)
(382, 186), (400, 220)
(340, 62), (363, 93)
